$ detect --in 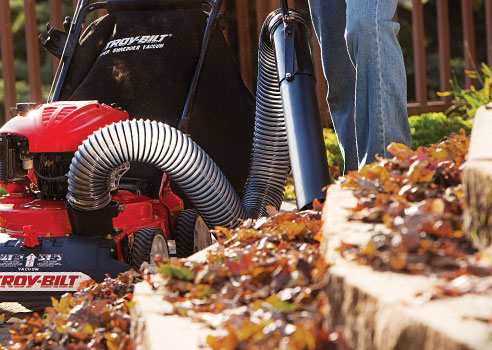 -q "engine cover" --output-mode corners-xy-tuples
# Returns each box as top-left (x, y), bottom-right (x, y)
(0, 101), (129, 153)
